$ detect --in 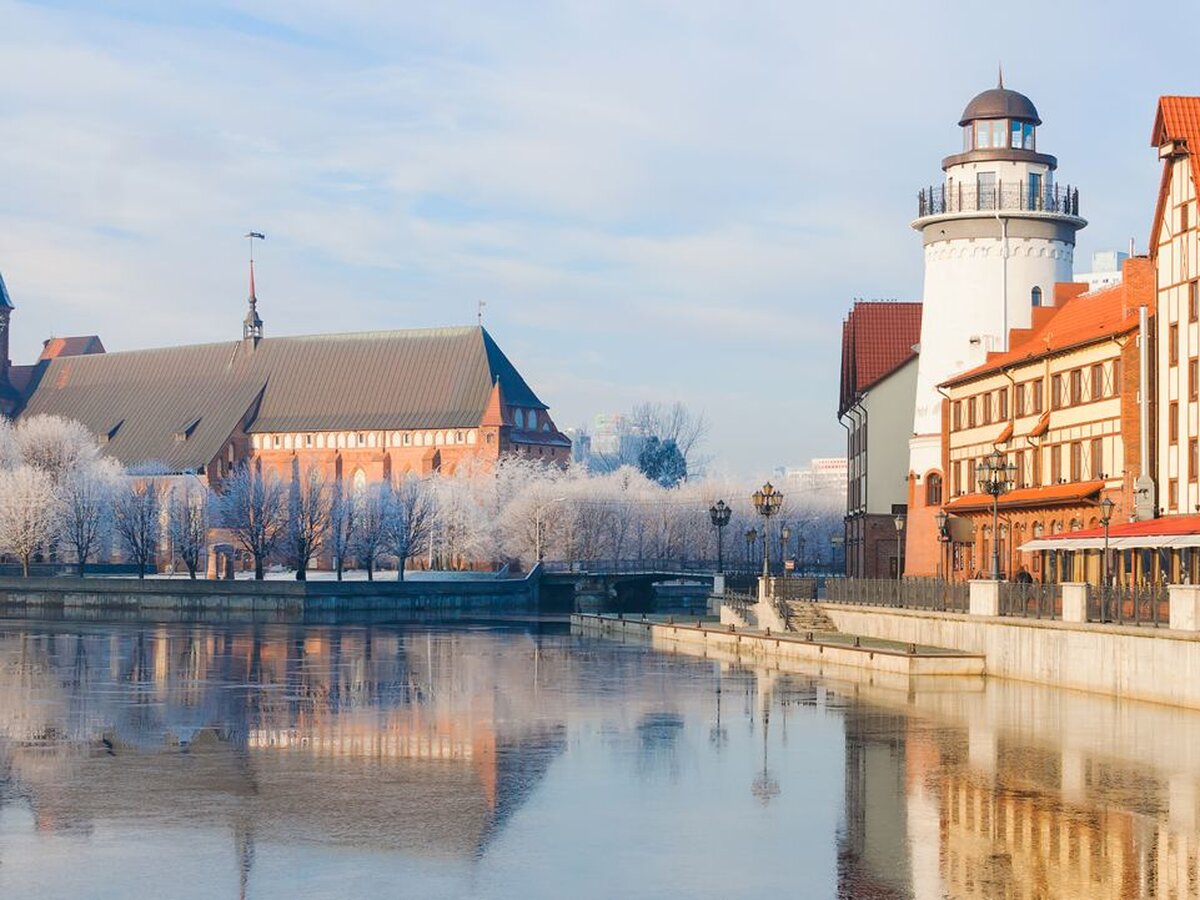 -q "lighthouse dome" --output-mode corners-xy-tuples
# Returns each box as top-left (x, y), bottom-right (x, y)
(959, 87), (1041, 126)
